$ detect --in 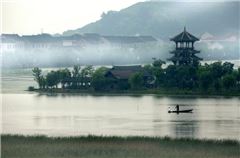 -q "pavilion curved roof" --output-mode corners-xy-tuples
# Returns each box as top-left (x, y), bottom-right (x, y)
(170, 27), (199, 42)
